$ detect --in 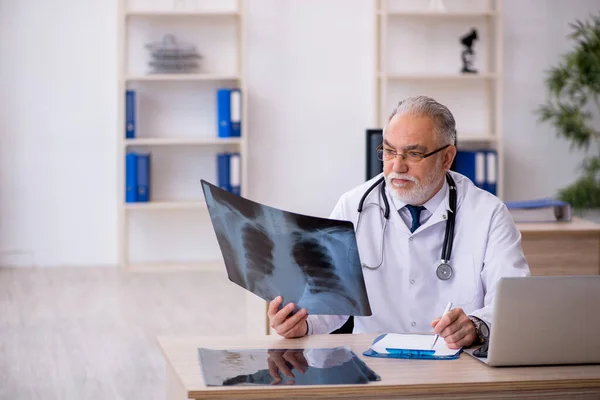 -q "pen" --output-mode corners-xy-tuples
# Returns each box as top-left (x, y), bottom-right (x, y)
(430, 302), (453, 350)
